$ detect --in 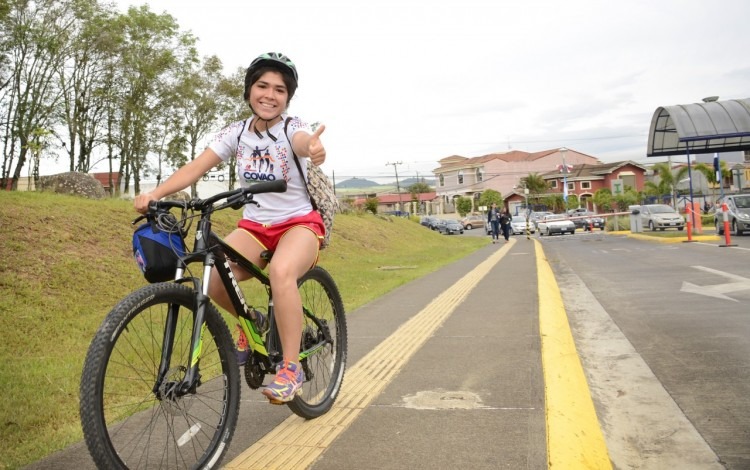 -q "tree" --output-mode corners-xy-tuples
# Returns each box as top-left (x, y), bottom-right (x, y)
(2, 0), (74, 190)
(593, 188), (613, 212)
(57, 0), (119, 174)
(648, 162), (688, 206)
(173, 55), (236, 197)
(407, 181), (431, 194)
(114, 5), (197, 195)
(694, 161), (731, 203)
(478, 189), (502, 209)
(455, 196), (473, 217)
